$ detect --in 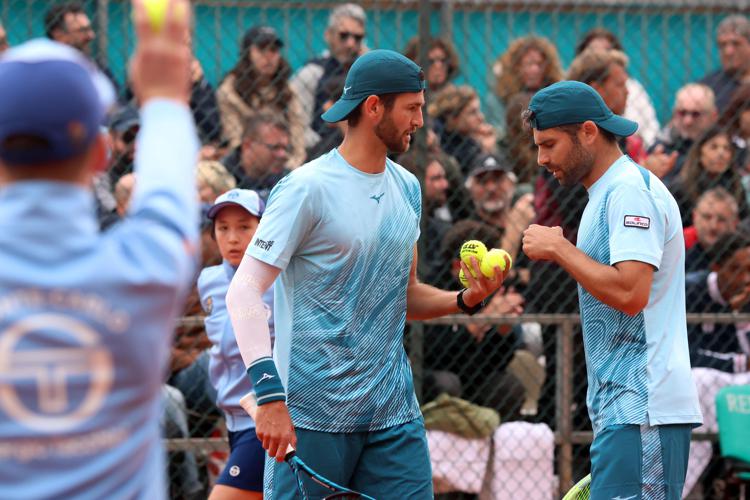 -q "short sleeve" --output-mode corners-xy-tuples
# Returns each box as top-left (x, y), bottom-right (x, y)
(246, 173), (317, 270)
(607, 184), (664, 269)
